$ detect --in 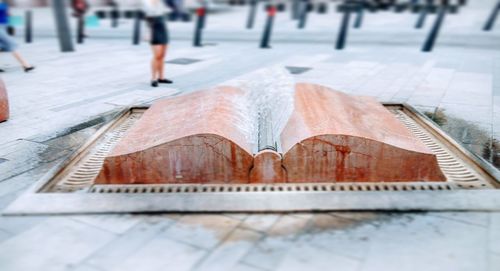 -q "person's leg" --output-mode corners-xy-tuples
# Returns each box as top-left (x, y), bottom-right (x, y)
(158, 45), (167, 79)
(151, 45), (161, 81)
(11, 51), (32, 69)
